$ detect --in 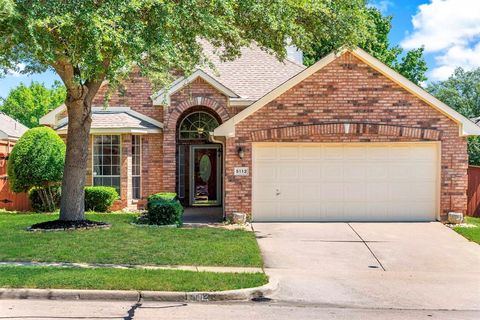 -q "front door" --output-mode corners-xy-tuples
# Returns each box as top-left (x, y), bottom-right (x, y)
(190, 145), (221, 206)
